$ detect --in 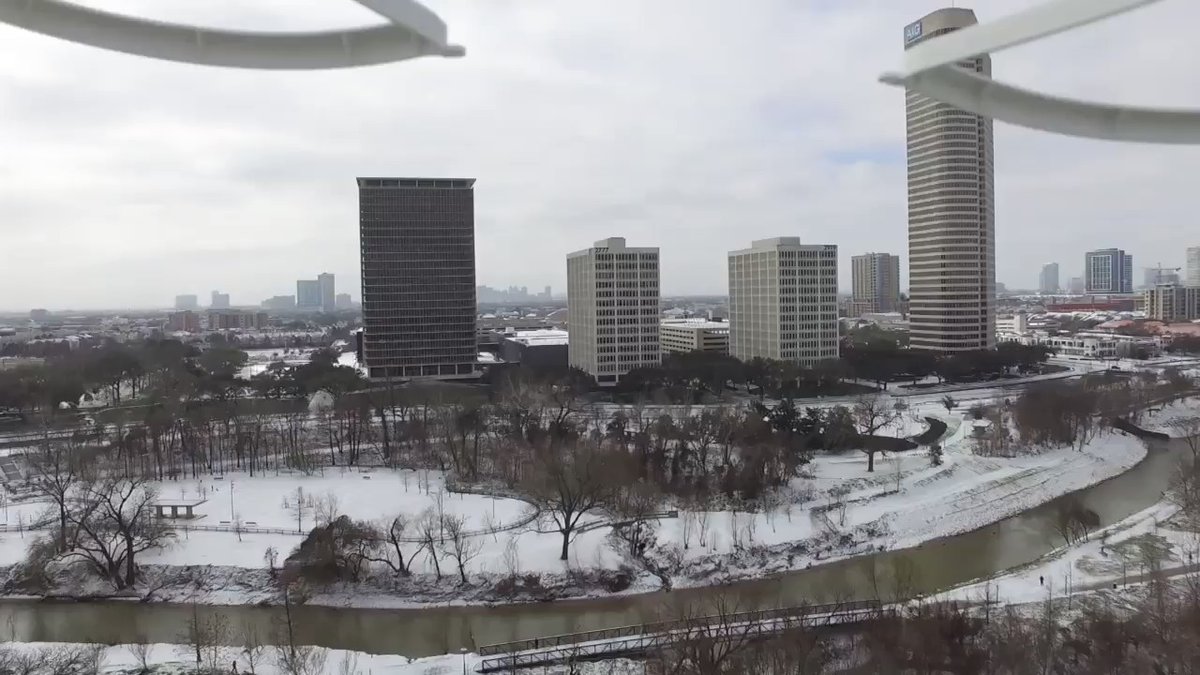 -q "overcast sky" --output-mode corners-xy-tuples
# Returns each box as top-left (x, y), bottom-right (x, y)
(2, 0), (1199, 310)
